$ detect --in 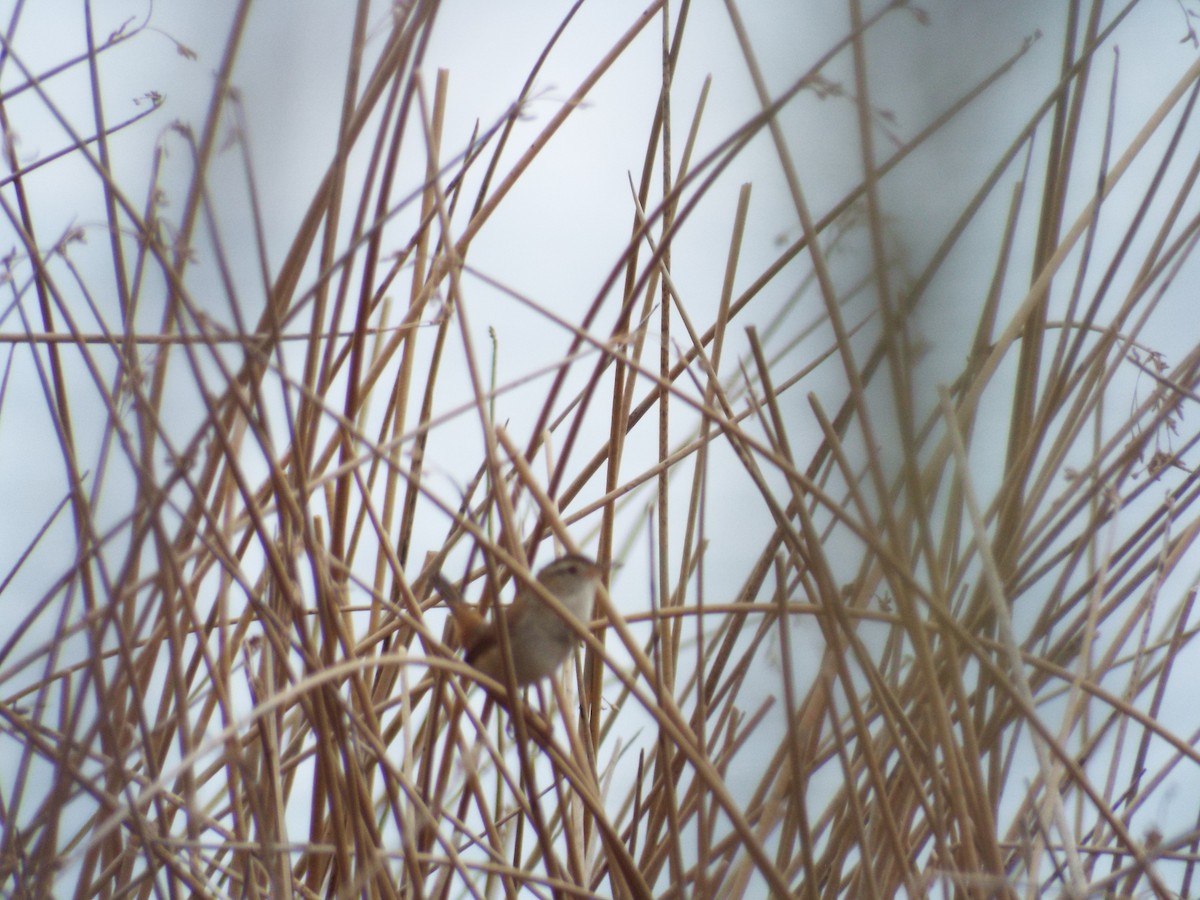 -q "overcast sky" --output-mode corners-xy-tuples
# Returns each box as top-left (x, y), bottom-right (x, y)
(4, 1), (1200, 891)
